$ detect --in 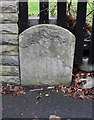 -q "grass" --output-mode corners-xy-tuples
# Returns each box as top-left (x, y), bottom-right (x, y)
(28, 0), (39, 16)
(28, 0), (94, 24)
